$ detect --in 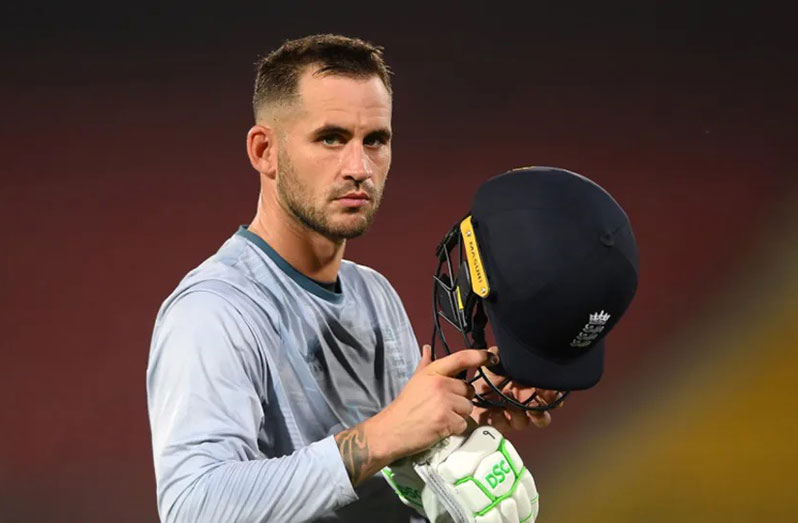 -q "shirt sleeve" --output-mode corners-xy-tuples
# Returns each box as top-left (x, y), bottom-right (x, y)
(146, 290), (358, 523)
